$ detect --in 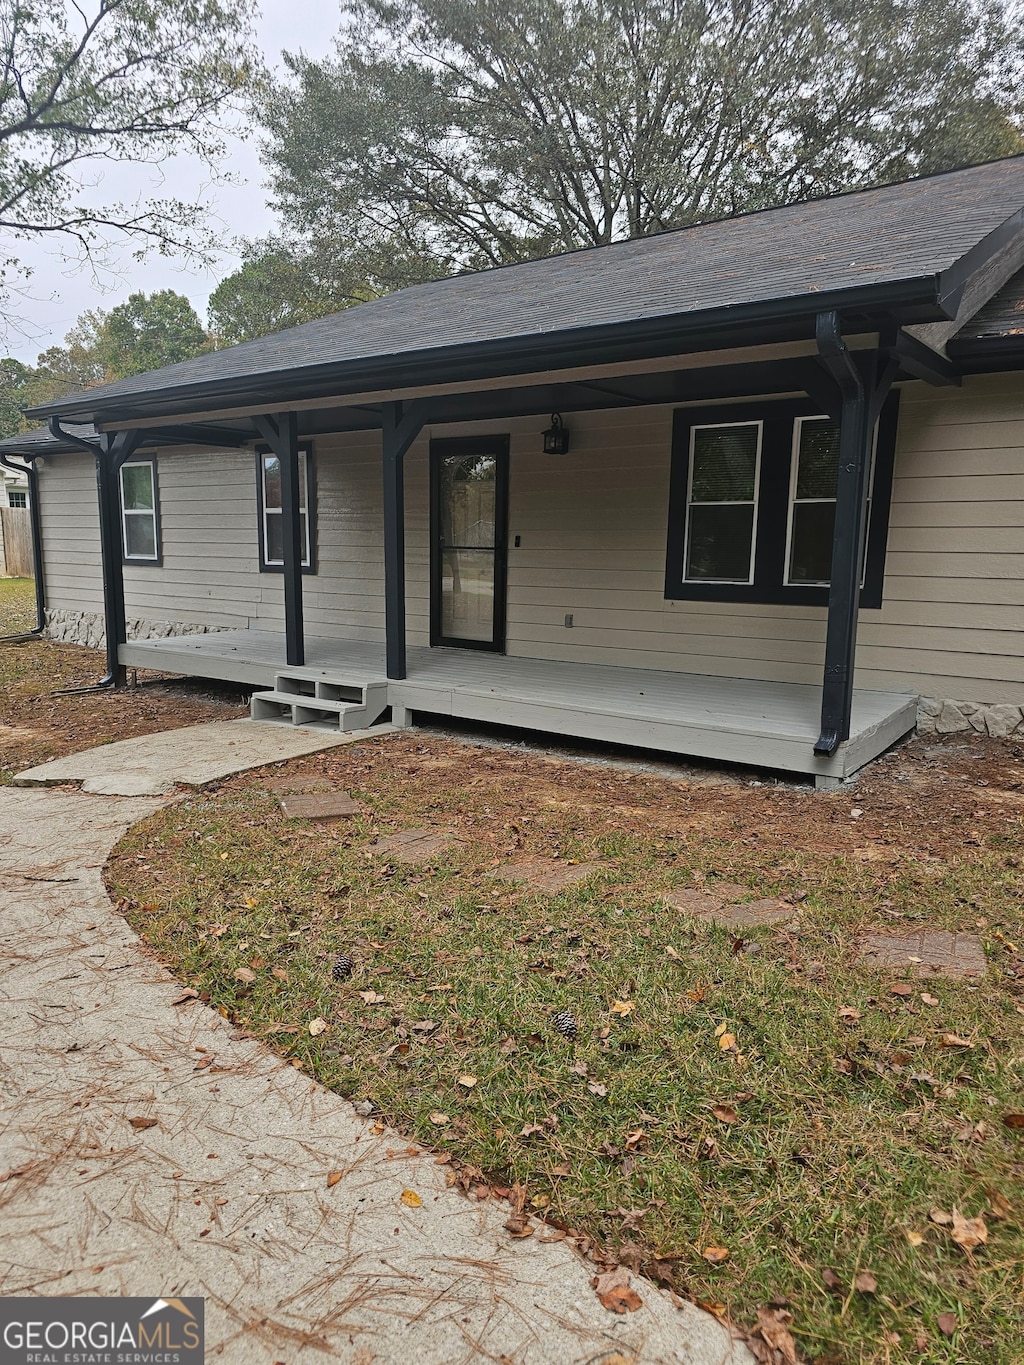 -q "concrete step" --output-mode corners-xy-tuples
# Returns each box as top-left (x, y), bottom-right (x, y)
(250, 673), (389, 732)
